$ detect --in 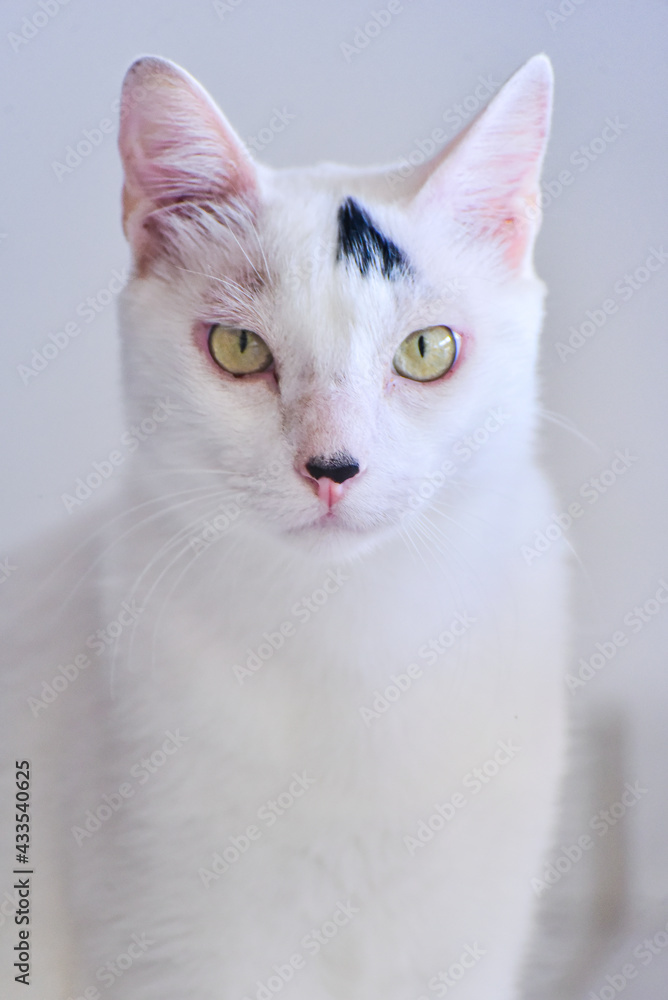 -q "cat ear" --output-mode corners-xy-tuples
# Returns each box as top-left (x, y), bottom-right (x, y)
(118, 56), (257, 256)
(410, 54), (553, 273)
